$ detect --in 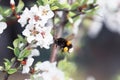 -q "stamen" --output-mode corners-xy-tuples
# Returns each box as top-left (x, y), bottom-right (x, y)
(42, 9), (48, 16)
(30, 27), (39, 36)
(34, 15), (41, 21)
